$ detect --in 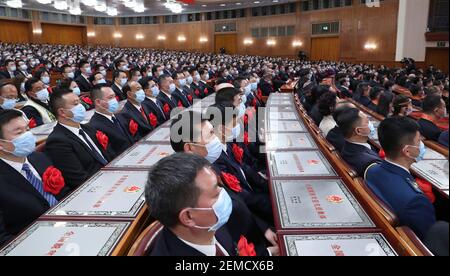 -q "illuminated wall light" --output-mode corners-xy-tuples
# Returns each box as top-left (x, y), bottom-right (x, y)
(113, 33), (122, 38)
(157, 35), (166, 40)
(243, 38), (253, 45)
(32, 29), (42, 34)
(199, 37), (208, 43)
(177, 36), (186, 42)
(54, 0), (68, 10)
(136, 34), (144, 40)
(266, 39), (277, 46)
(292, 40), (303, 47)
(87, 32), (96, 37)
(364, 42), (378, 50)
